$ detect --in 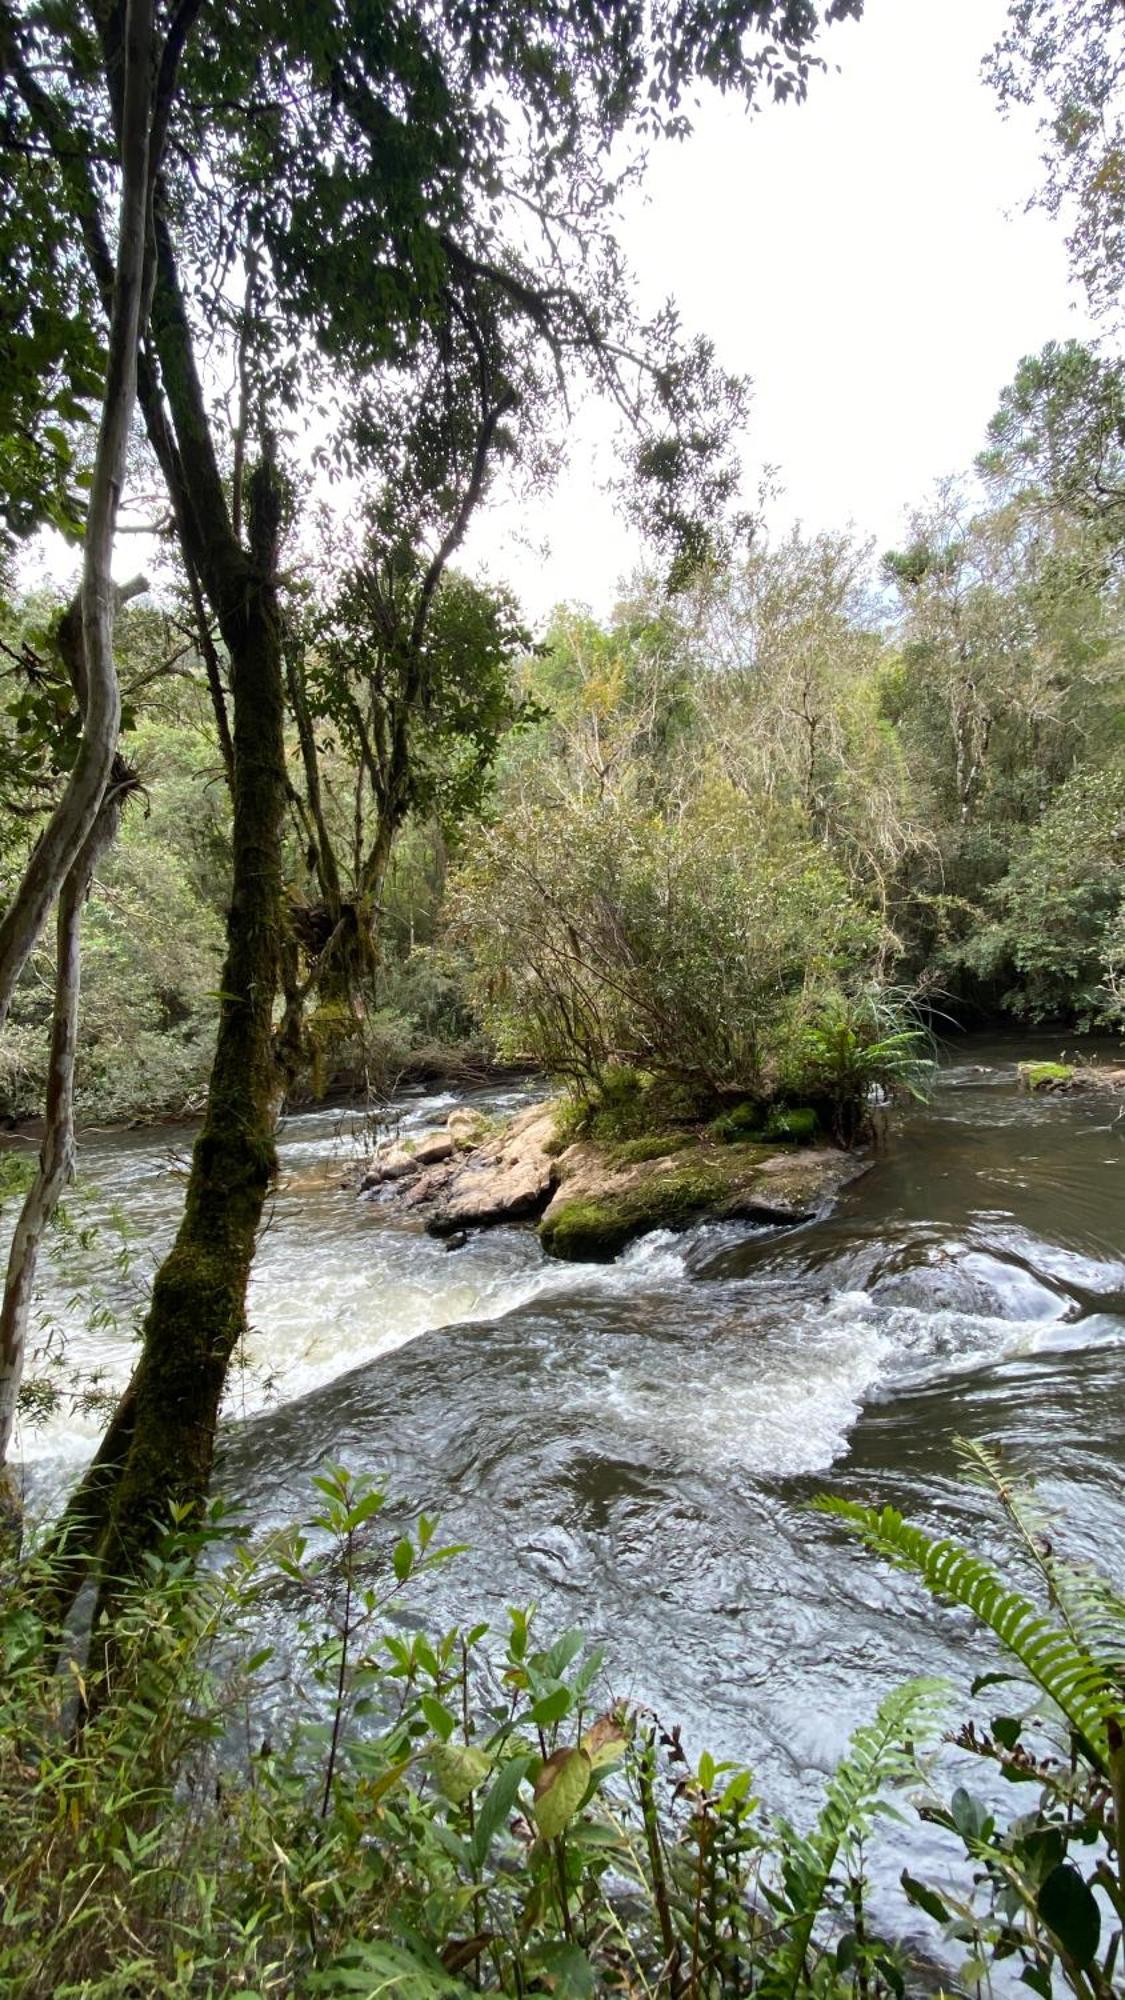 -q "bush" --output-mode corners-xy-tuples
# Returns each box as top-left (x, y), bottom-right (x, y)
(1, 1471), (940, 2000)
(451, 780), (889, 1119)
(777, 989), (934, 1145)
